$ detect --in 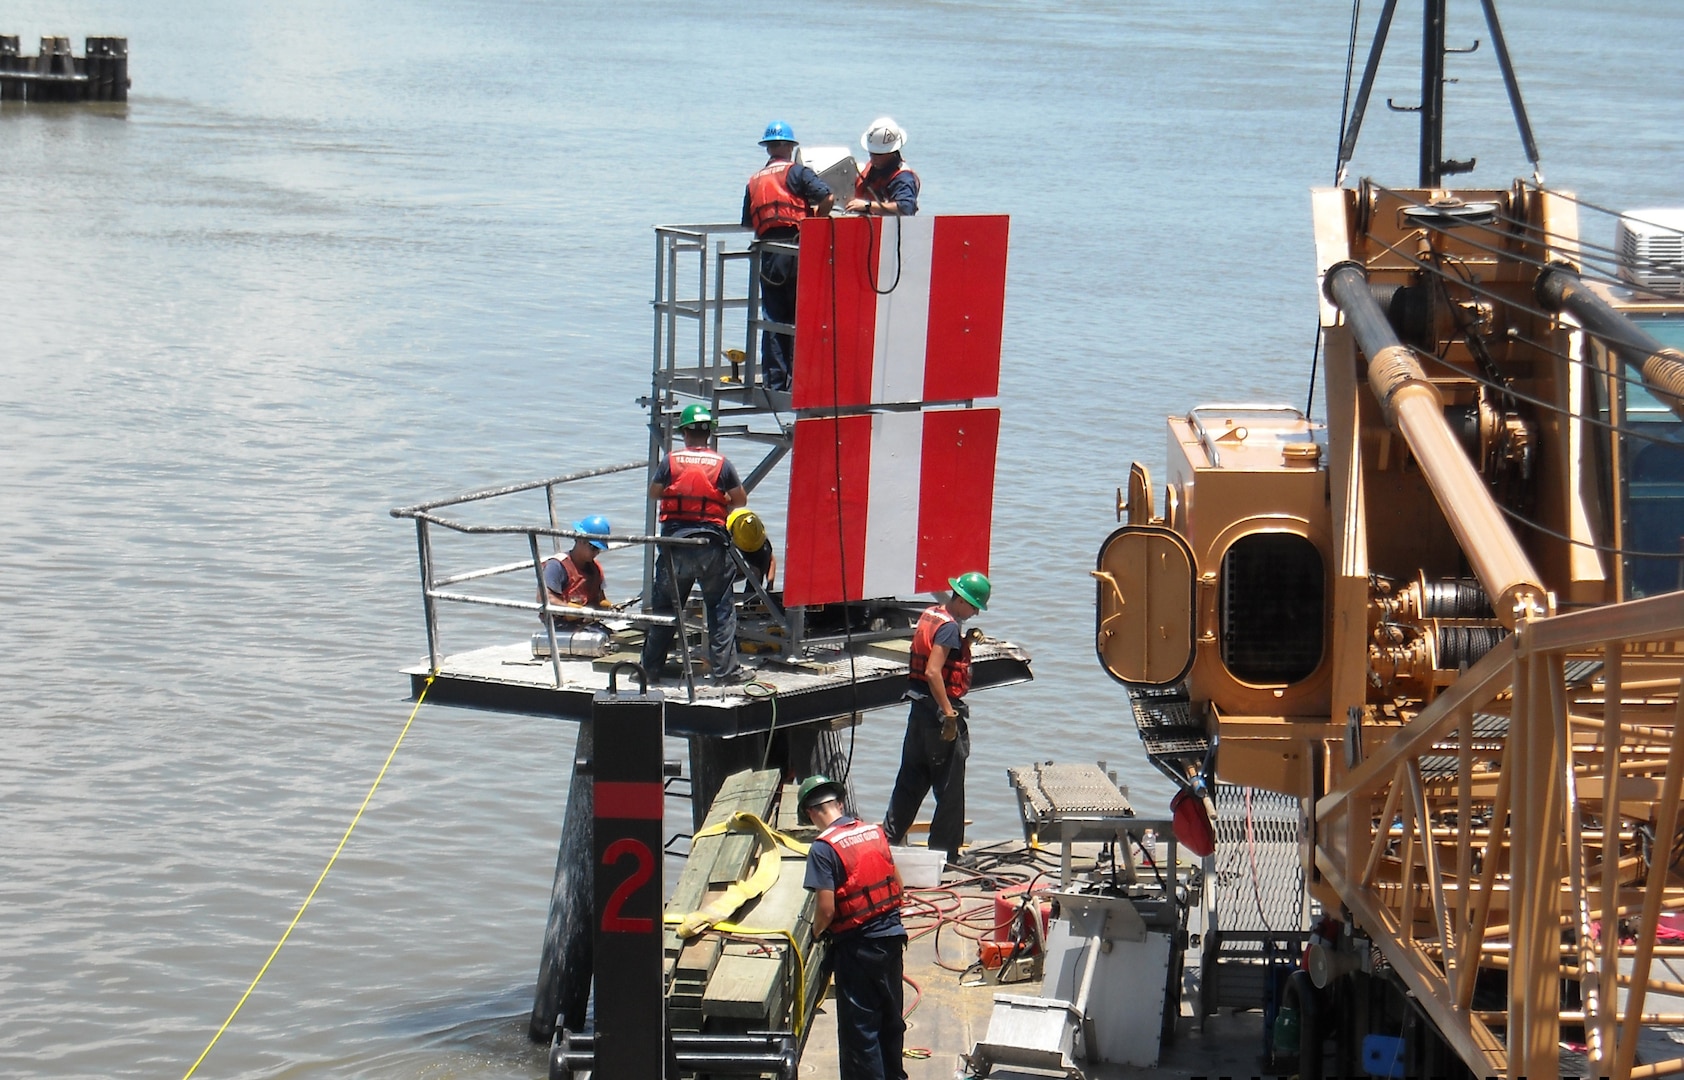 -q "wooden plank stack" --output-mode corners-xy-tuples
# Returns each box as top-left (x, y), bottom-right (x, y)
(664, 768), (828, 1044)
